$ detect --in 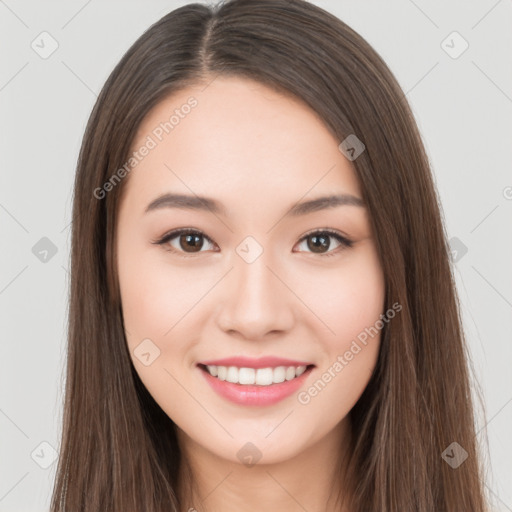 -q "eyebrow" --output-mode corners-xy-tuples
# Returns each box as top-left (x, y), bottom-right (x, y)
(144, 192), (365, 217)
